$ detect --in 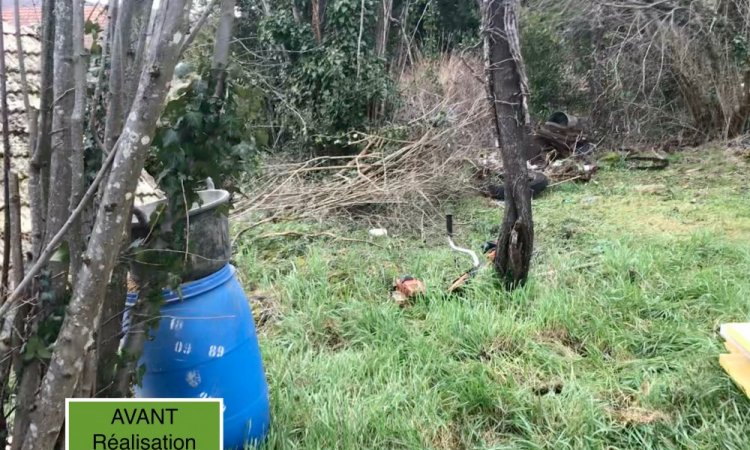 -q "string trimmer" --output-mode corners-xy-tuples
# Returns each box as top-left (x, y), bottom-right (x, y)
(446, 214), (485, 293)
